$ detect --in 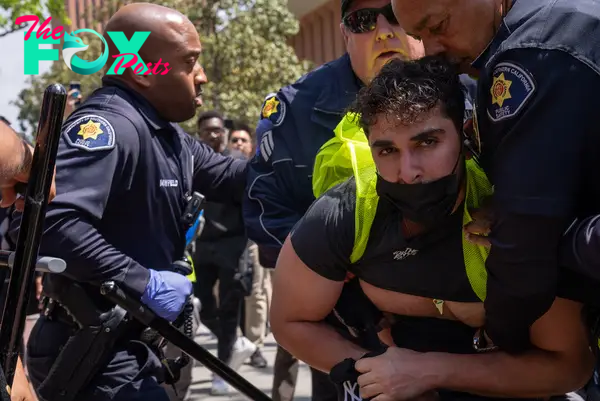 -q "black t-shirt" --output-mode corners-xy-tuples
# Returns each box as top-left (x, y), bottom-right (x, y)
(290, 178), (479, 303)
